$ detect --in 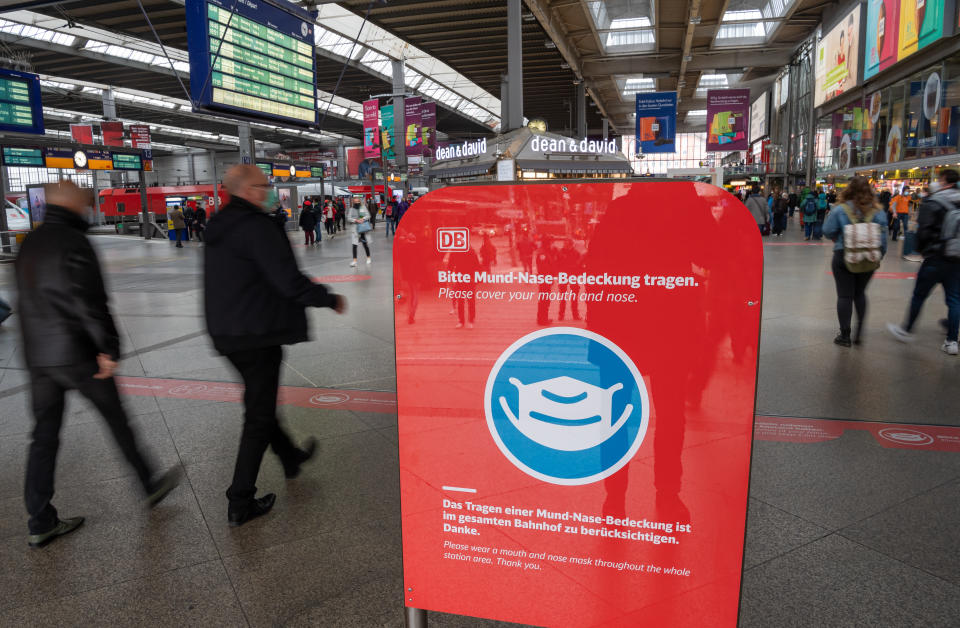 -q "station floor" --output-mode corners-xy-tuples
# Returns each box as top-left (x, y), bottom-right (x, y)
(0, 215), (958, 627)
